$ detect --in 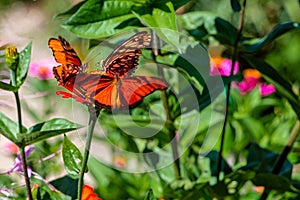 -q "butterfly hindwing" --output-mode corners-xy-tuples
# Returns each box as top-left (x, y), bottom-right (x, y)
(91, 75), (167, 109)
